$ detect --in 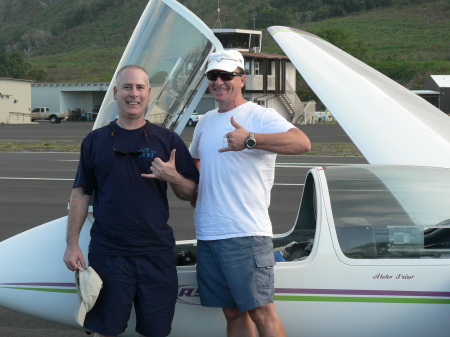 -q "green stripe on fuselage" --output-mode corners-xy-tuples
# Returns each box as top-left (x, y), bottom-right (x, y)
(0, 286), (76, 293)
(275, 295), (450, 304)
